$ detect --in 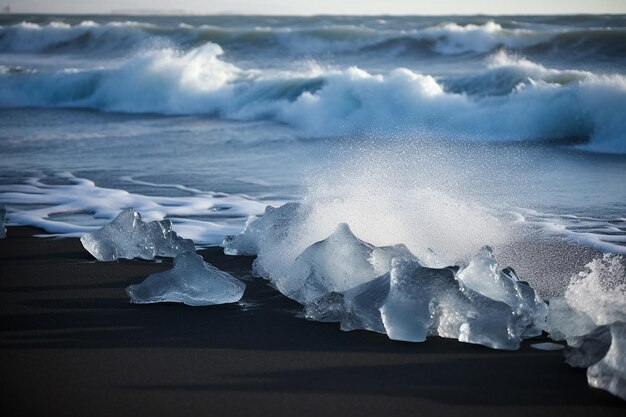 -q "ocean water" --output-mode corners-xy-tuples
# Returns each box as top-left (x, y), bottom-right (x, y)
(0, 14), (625, 295)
